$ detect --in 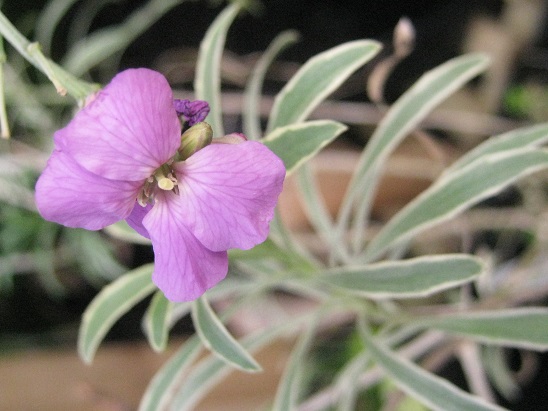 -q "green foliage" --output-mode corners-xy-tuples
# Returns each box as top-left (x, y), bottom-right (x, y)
(359, 320), (506, 411)
(266, 39), (381, 132)
(191, 295), (261, 372)
(142, 291), (174, 352)
(321, 254), (484, 299)
(194, 3), (240, 137)
(78, 264), (156, 363)
(415, 308), (548, 351)
(263, 120), (347, 174)
(1, 1), (548, 411)
(363, 148), (548, 262)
